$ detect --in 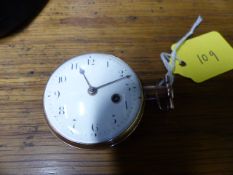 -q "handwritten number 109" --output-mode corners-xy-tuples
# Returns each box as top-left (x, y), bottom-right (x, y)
(197, 50), (220, 64)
